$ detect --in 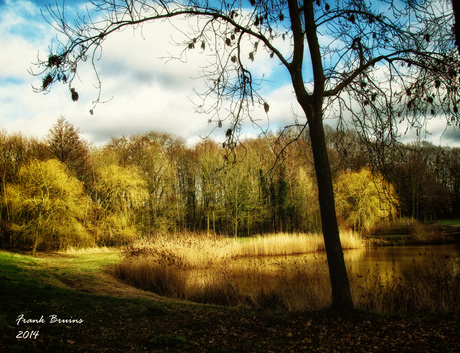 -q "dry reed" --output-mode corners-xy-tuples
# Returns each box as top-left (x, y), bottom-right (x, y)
(352, 252), (460, 313)
(113, 231), (357, 310)
(123, 230), (367, 268)
(113, 232), (458, 313)
(235, 231), (366, 257)
(58, 246), (119, 255)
